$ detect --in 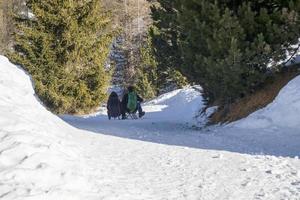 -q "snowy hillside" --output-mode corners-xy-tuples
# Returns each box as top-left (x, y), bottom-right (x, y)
(1, 55), (300, 200)
(234, 76), (300, 129)
(0, 56), (103, 199)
